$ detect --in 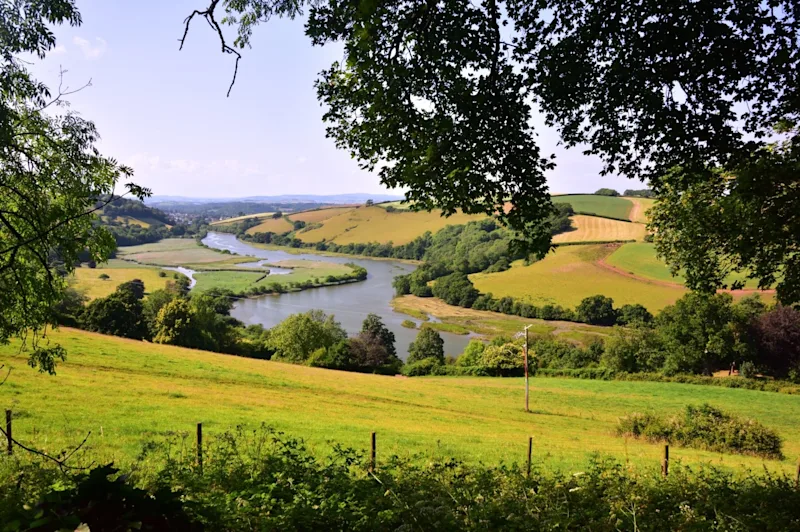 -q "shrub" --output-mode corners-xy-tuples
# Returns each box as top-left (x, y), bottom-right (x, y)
(158, 271), (167, 278)
(401, 319), (416, 329)
(401, 356), (441, 376)
(739, 360), (757, 379)
(98, 273), (110, 280)
(617, 404), (783, 459)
